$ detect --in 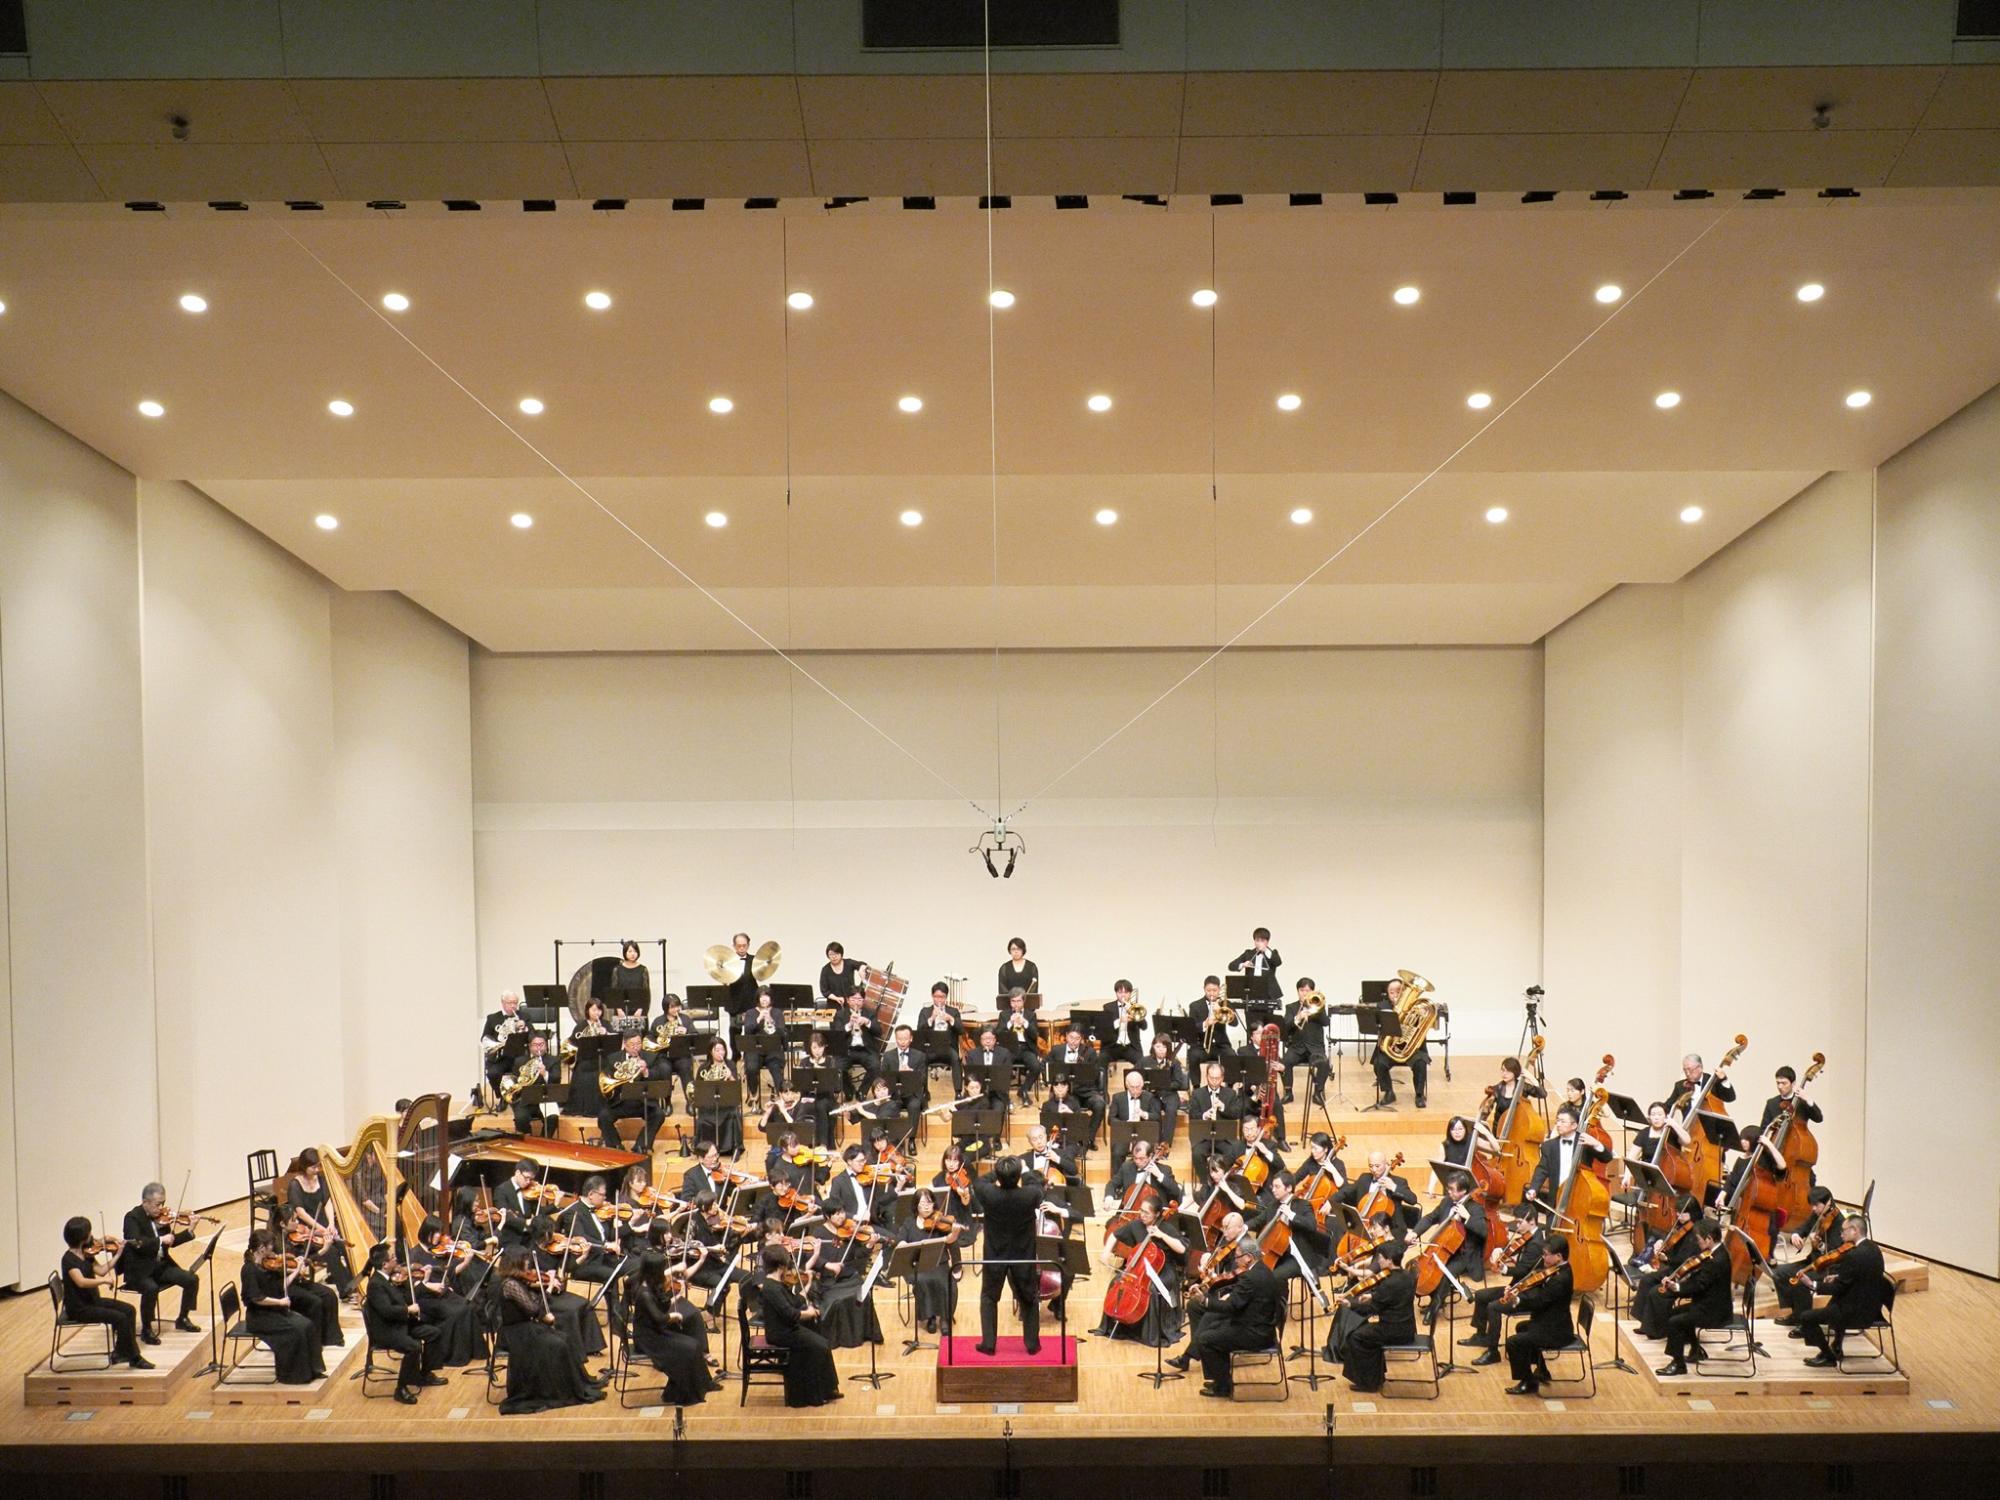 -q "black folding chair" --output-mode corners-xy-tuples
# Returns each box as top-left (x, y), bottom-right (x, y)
(45, 1273), (116, 1372)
